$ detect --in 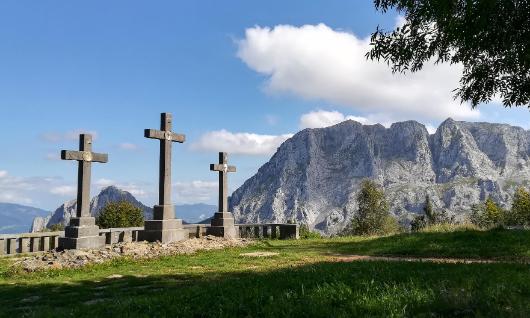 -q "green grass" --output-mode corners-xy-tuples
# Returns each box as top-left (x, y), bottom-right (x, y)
(0, 229), (529, 317)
